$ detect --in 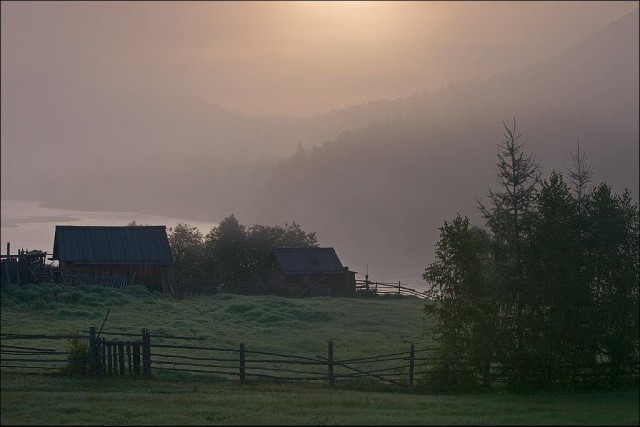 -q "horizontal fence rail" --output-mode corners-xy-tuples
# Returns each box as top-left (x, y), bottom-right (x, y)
(0, 332), (90, 373)
(179, 277), (429, 299)
(2, 327), (637, 388)
(355, 279), (428, 299)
